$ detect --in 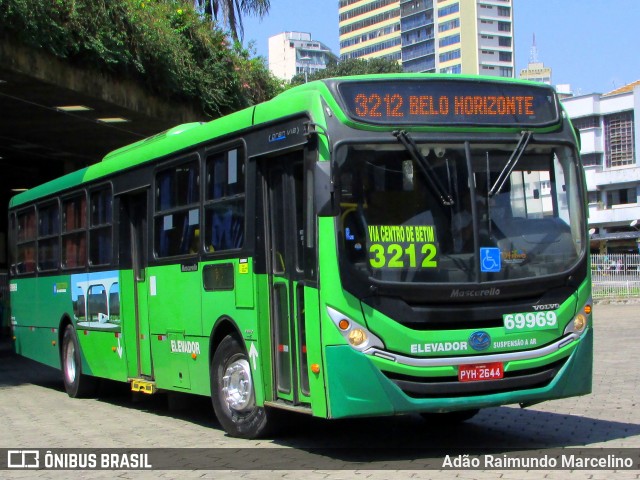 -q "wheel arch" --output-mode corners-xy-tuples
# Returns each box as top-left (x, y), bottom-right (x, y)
(58, 314), (74, 366)
(209, 315), (244, 365)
